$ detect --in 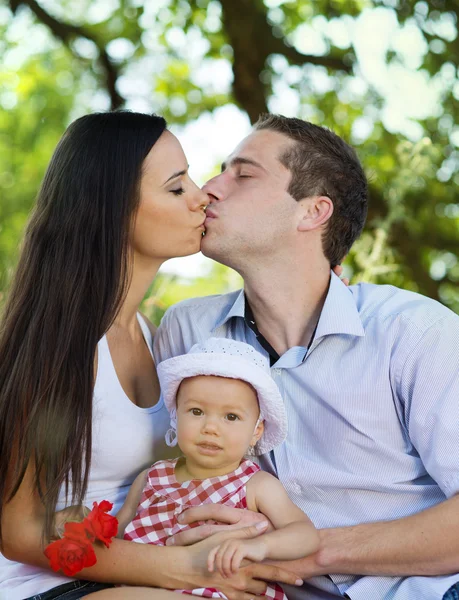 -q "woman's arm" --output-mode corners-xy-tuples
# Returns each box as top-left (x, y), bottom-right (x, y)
(1, 460), (187, 588)
(2, 461), (300, 596)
